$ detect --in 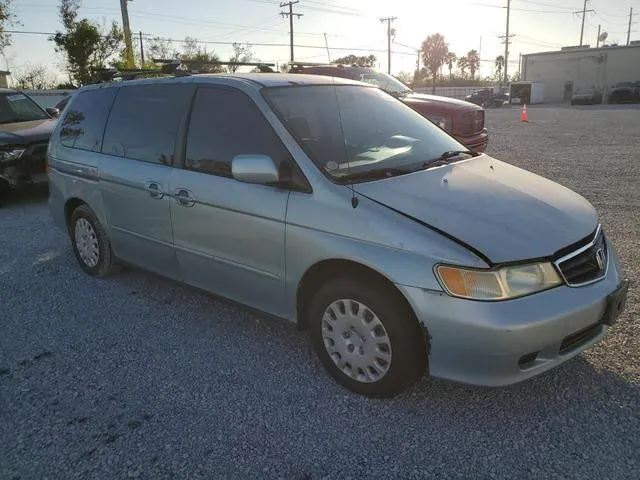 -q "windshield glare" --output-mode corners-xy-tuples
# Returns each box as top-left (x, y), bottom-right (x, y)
(354, 70), (411, 94)
(264, 85), (466, 182)
(0, 93), (49, 123)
